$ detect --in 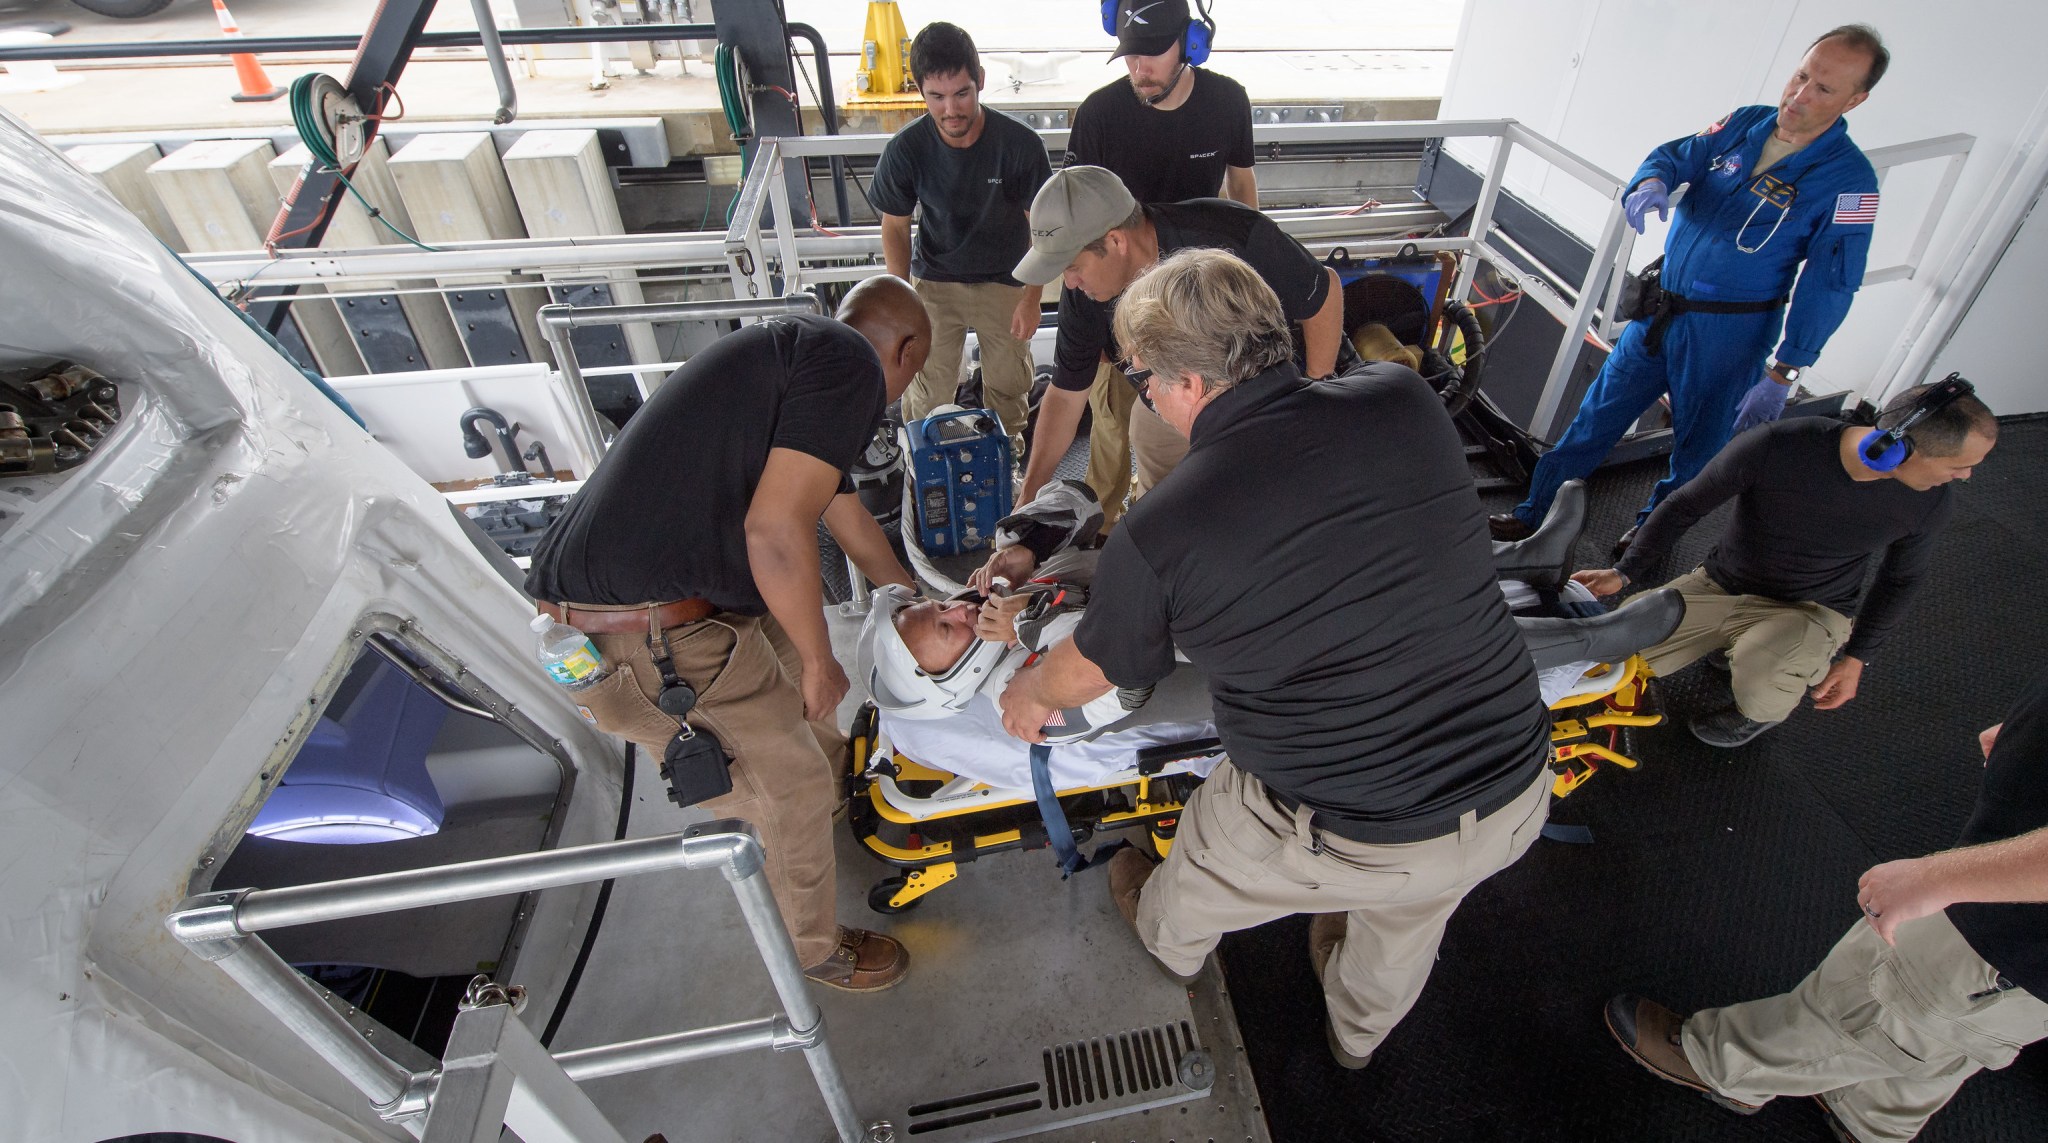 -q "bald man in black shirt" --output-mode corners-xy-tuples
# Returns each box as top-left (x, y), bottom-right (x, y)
(1575, 381), (1998, 747)
(527, 277), (930, 992)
